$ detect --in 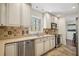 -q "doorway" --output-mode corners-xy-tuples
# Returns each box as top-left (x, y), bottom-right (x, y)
(66, 16), (77, 56)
